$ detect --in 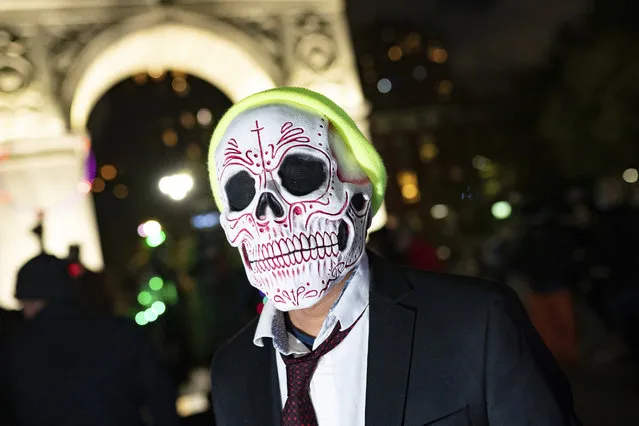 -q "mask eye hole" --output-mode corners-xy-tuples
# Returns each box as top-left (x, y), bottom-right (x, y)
(225, 170), (256, 212)
(278, 154), (327, 196)
(351, 192), (367, 213)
